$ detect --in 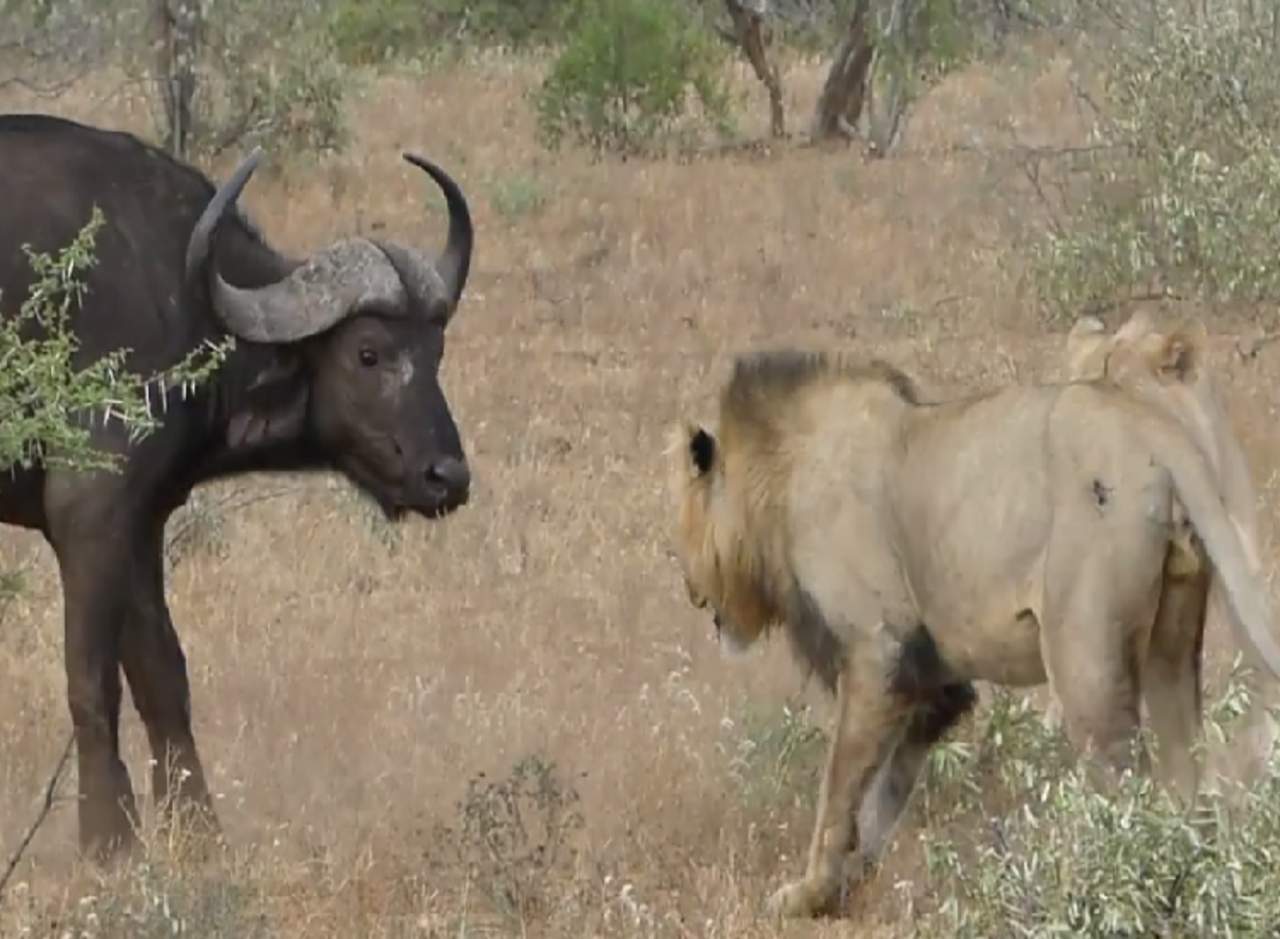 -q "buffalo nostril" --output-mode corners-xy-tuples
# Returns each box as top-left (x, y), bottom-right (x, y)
(427, 457), (471, 494)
